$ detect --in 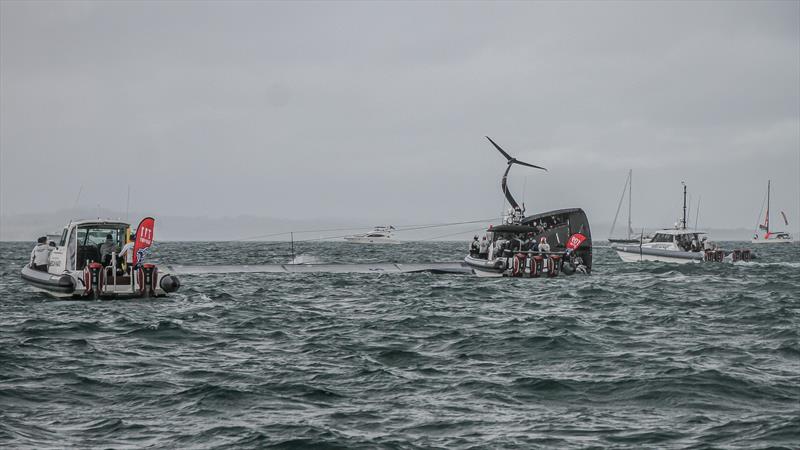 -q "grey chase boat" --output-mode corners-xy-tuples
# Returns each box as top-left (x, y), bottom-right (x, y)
(463, 137), (592, 277)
